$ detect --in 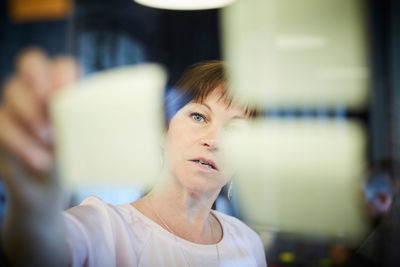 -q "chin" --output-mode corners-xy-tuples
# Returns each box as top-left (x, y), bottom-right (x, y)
(179, 173), (225, 197)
